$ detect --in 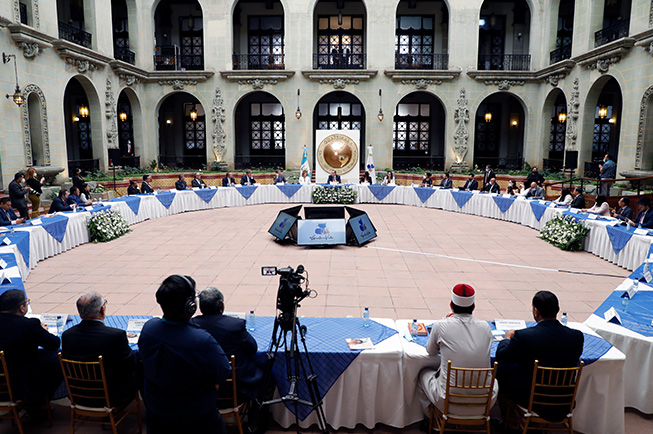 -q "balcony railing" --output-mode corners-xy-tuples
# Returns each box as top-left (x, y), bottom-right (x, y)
(68, 159), (100, 175)
(394, 53), (449, 70)
(477, 54), (530, 71)
(550, 43), (572, 64)
(158, 155), (206, 169)
(232, 53), (285, 70)
(595, 19), (630, 47)
(154, 45), (204, 71)
(58, 21), (92, 49)
(473, 156), (524, 171)
(313, 53), (366, 69)
(114, 47), (135, 65)
(393, 156), (445, 171)
(543, 158), (564, 172)
(234, 155), (285, 170)
(120, 156), (141, 168)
